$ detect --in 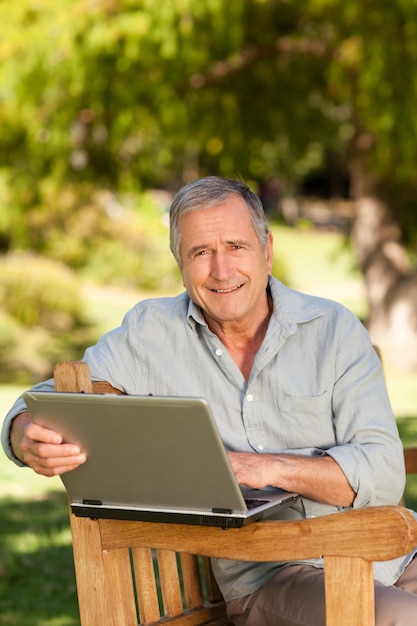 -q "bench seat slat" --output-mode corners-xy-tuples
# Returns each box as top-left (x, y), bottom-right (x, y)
(132, 547), (161, 624)
(157, 549), (185, 617)
(102, 548), (138, 626)
(180, 553), (204, 609)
